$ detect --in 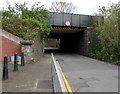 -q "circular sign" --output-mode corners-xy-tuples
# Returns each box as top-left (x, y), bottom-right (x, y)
(64, 20), (71, 26)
